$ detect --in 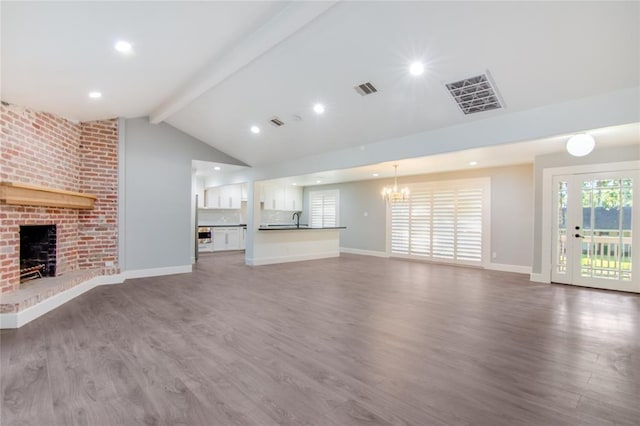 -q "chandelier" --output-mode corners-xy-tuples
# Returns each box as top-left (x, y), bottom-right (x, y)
(381, 164), (409, 203)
